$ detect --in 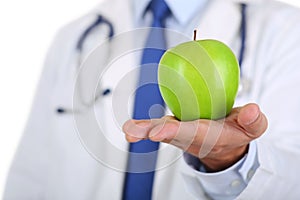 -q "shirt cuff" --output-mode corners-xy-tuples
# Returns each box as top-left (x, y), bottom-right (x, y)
(184, 141), (259, 199)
